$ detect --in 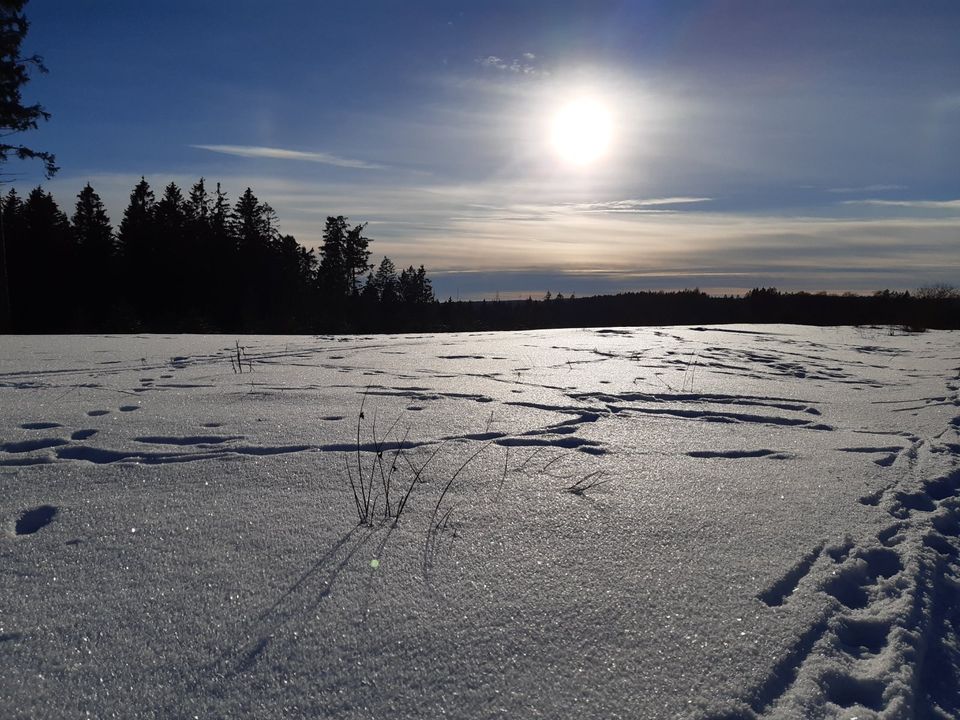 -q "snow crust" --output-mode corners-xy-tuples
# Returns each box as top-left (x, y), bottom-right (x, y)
(1, 325), (958, 719)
